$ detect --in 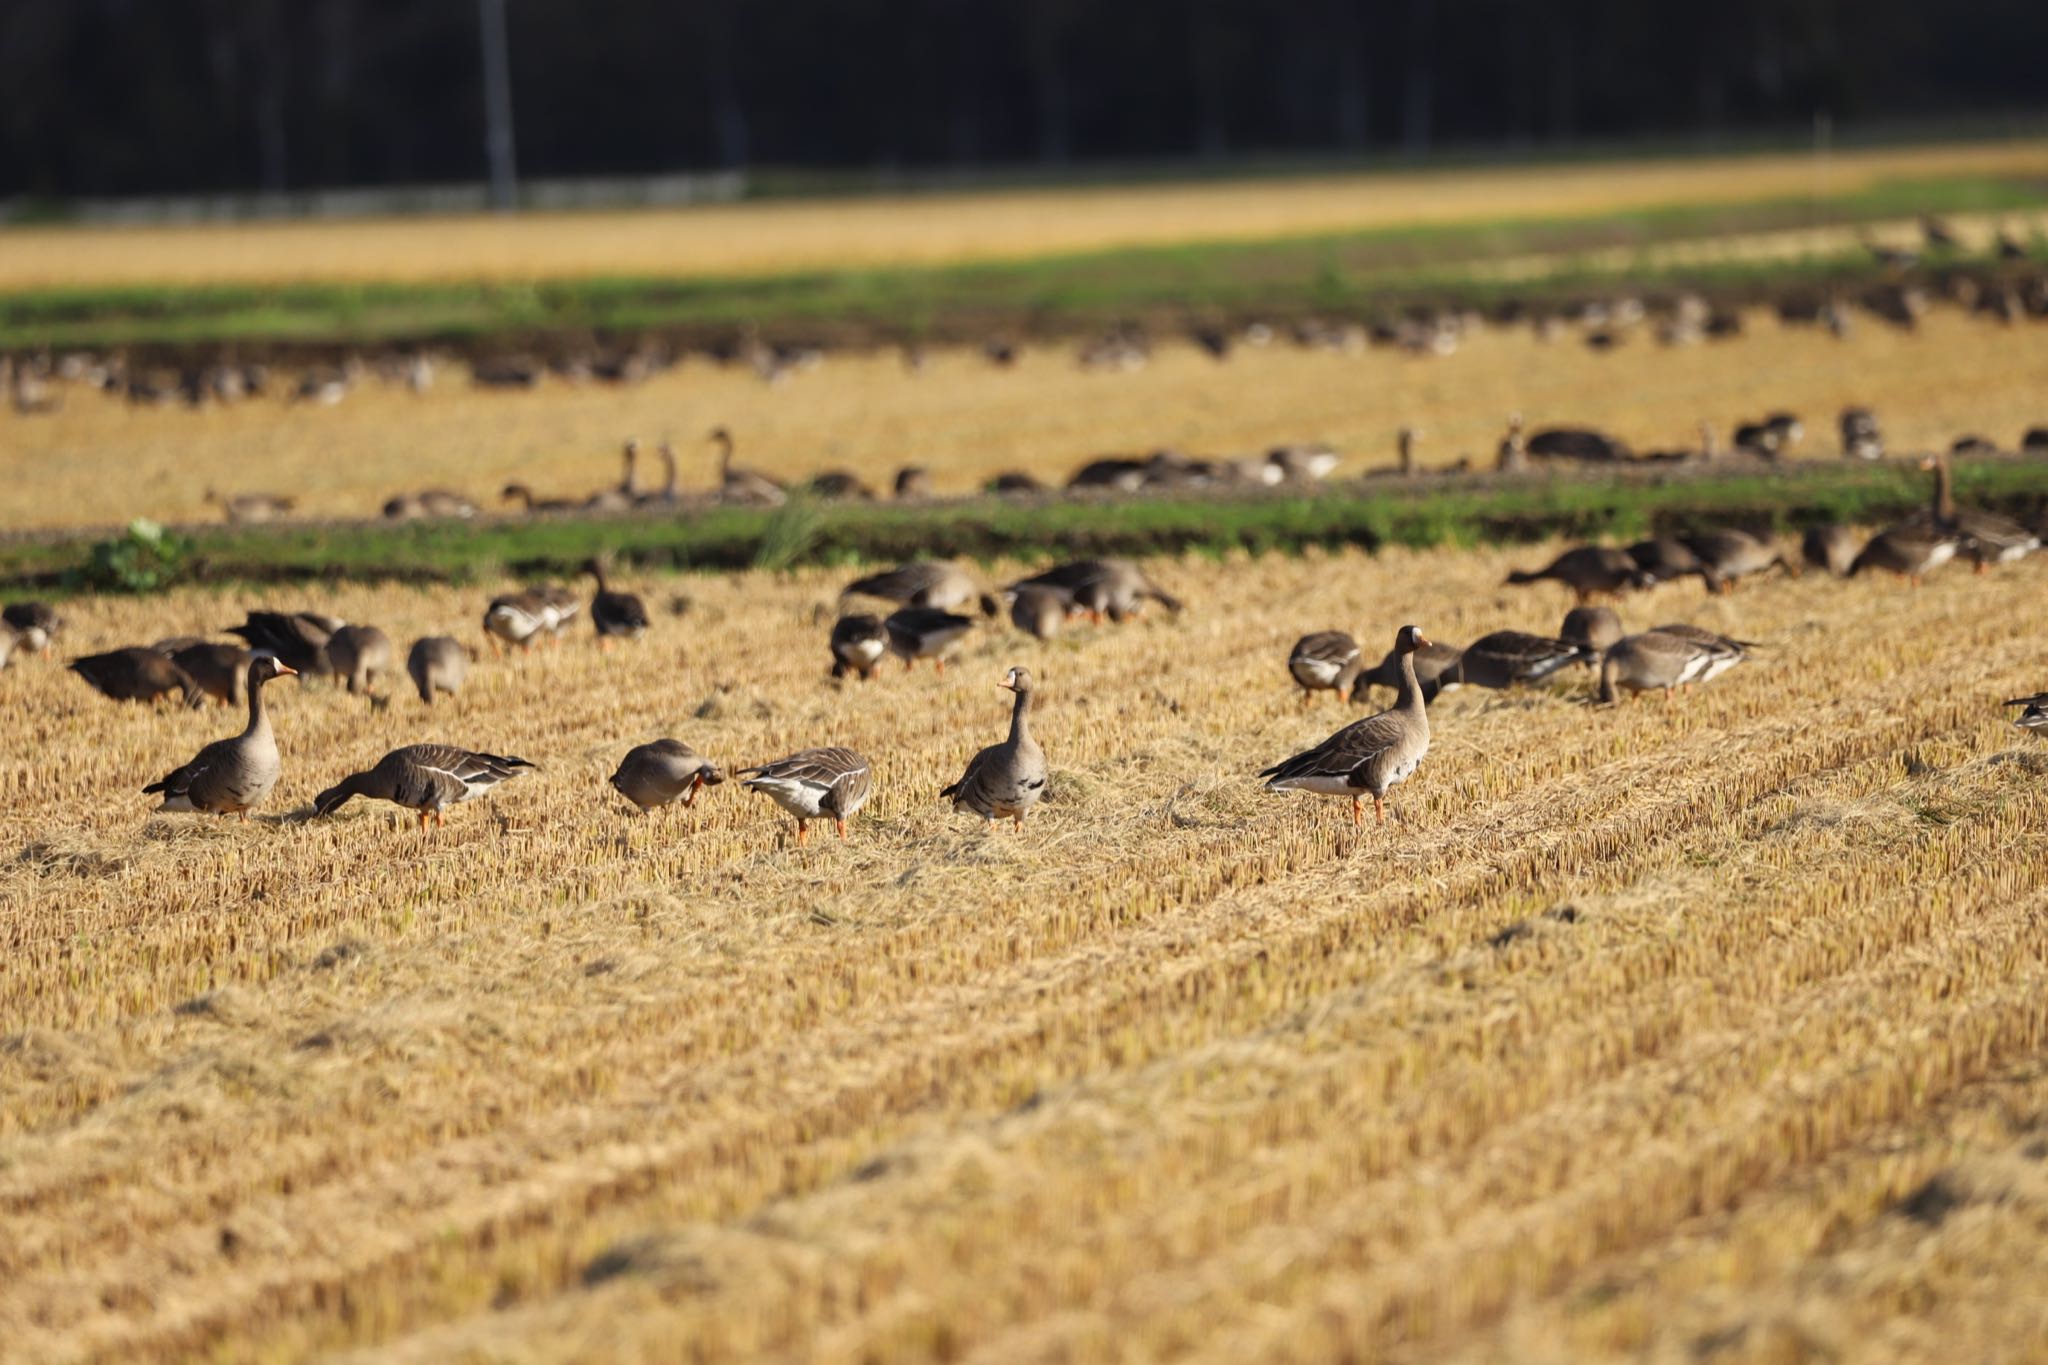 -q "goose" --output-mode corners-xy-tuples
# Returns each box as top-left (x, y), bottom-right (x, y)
(407, 636), (469, 704)
(70, 647), (198, 704)
(1260, 624), (1432, 827)
(1526, 426), (1631, 462)
(1559, 605), (1624, 656)
(1287, 632), (1365, 704)
(610, 739), (724, 814)
(884, 607), (975, 673)
(1802, 524), (1859, 577)
(155, 639), (255, 708)
(501, 483), (576, 514)
(1505, 546), (1654, 602)
(1625, 536), (1710, 585)
(1839, 407), (1883, 460)
(204, 489), (296, 524)
(1681, 529), (1796, 593)
(1068, 455), (1150, 492)
(1849, 456), (1961, 586)
(581, 441), (641, 514)
(1452, 631), (1591, 690)
(483, 590), (554, 654)
(1923, 447), (2039, 572)
(143, 657), (296, 819)
(227, 611), (342, 677)
(1357, 636), (1465, 704)
(829, 614), (888, 680)
(1598, 629), (1743, 704)
(988, 470), (1046, 495)
(538, 584), (582, 642)
(1009, 586), (1068, 641)
(313, 744), (535, 831)
(842, 562), (997, 615)
(710, 427), (787, 506)
(941, 666), (1048, 829)
(1266, 444), (1341, 483)
(1649, 623), (1753, 680)
(634, 442), (683, 508)
(2004, 694), (2048, 734)
(415, 488), (480, 519)
(894, 466), (934, 499)
(806, 469), (876, 500)
(1006, 559), (1182, 623)
(326, 624), (395, 697)
(736, 747), (874, 843)
(584, 560), (651, 646)
(4, 601), (61, 655)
